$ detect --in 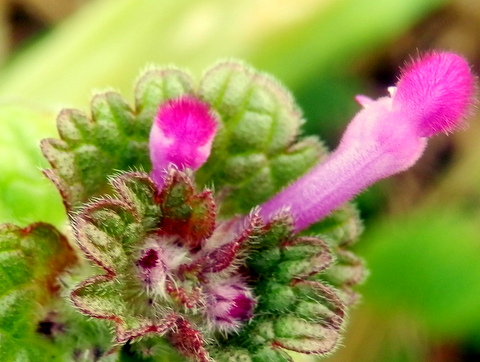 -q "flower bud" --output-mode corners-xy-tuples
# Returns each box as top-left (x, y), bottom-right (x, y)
(258, 52), (475, 232)
(205, 279), (256, 332)
(149, 96), (218, 187)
